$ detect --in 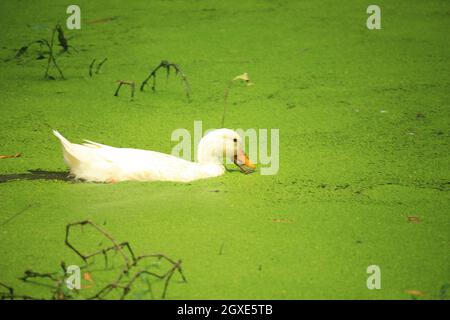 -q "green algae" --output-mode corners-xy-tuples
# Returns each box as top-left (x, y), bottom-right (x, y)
(0, 0), (449, 299)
